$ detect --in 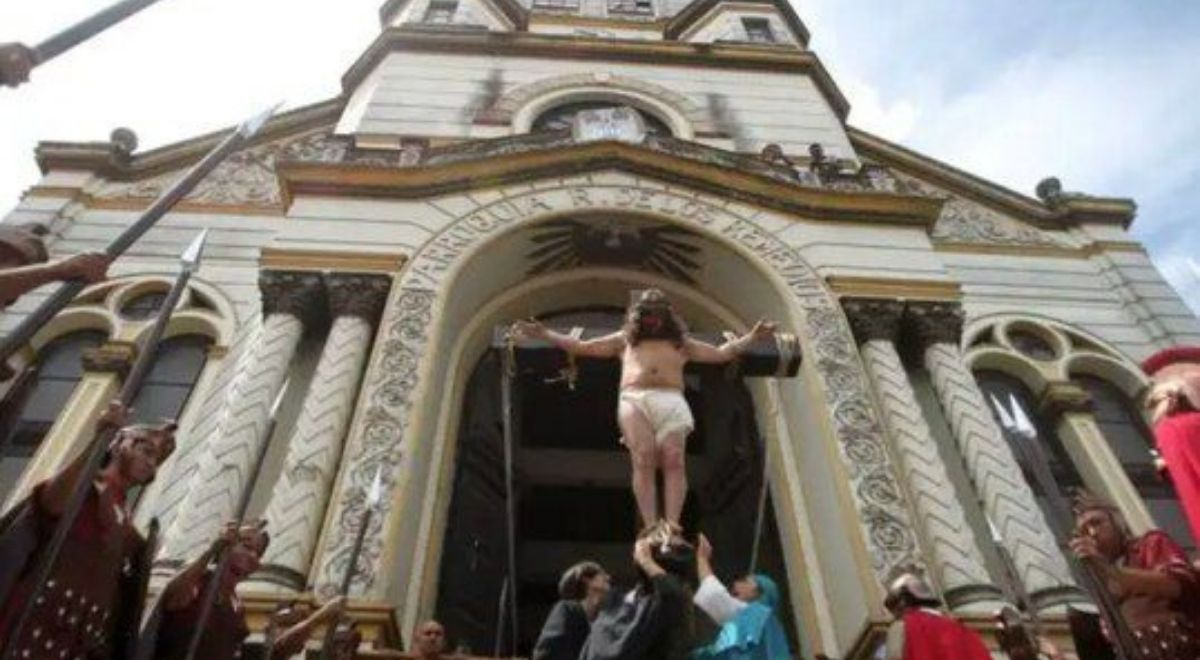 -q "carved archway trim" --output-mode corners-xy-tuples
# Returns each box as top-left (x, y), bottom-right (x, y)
(313, 173), (925, 612)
